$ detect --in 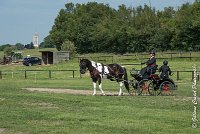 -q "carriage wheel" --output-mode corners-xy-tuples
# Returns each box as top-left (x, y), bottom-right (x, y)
(159, 81), (175, 96)
(138, 79), (150, 95)
(148, 82), (160, 96)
